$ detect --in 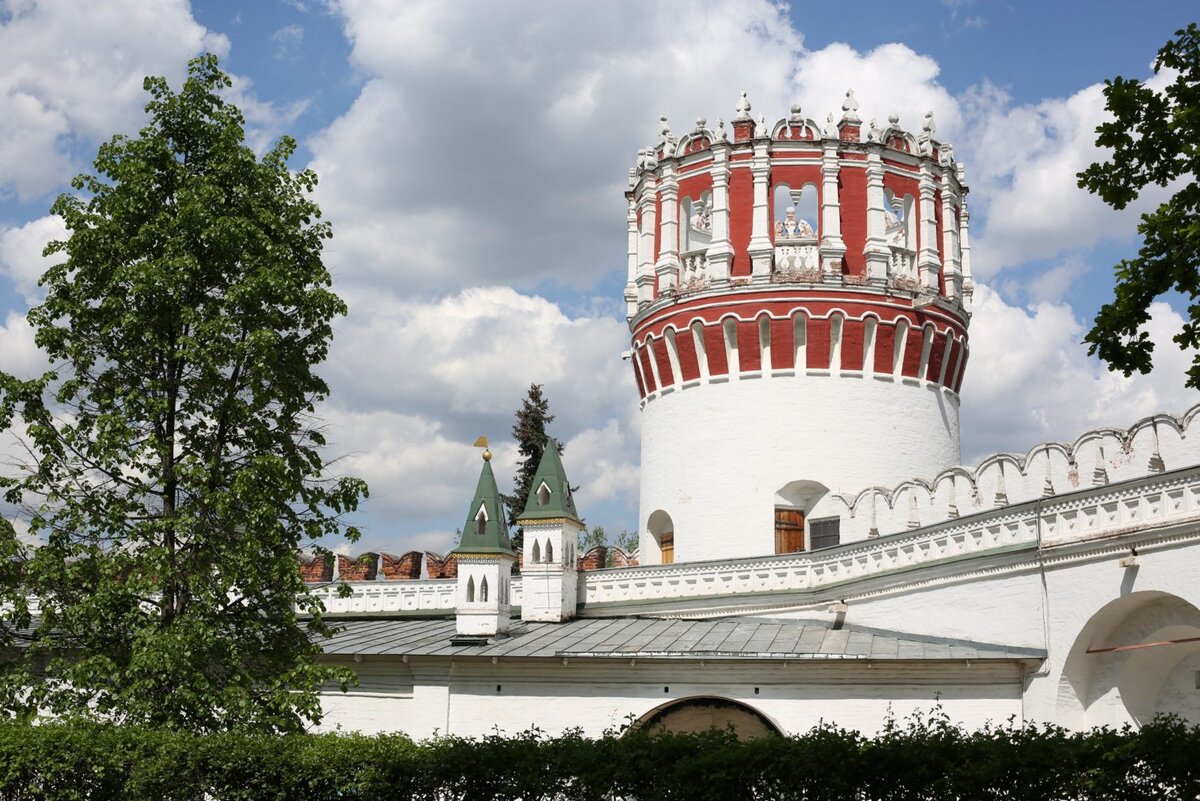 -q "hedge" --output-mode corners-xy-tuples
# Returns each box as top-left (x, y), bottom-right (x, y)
(0, 715), (1196, 800)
